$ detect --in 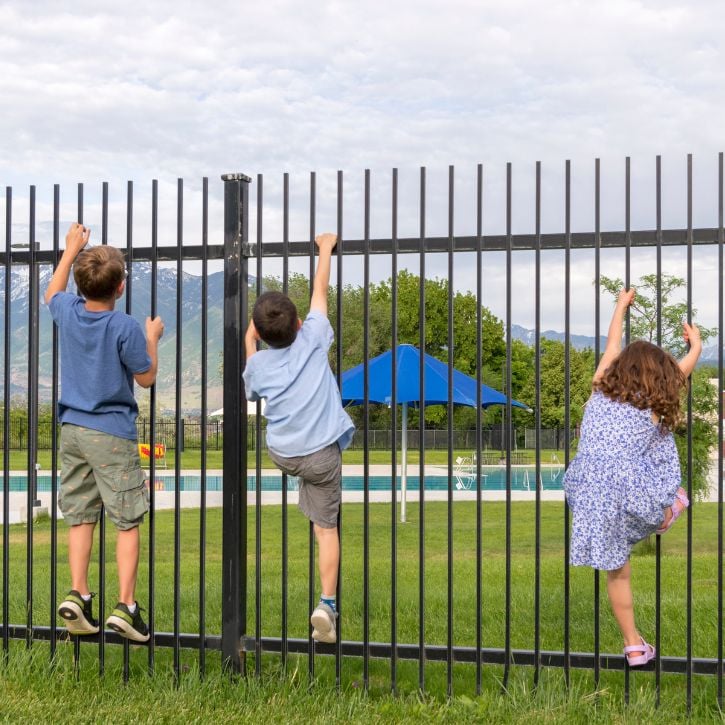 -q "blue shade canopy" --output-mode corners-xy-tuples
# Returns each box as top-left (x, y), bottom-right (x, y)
(341, 344), (530, 410)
